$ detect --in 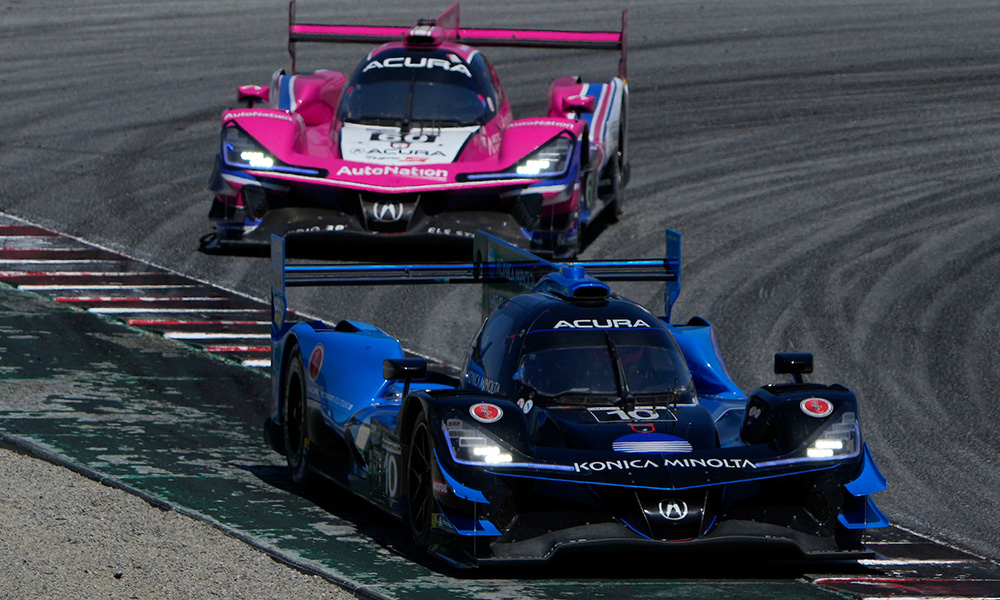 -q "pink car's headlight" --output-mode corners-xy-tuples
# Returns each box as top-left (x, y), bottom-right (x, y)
(514, 134), (574, 176)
